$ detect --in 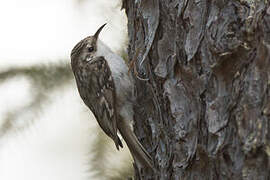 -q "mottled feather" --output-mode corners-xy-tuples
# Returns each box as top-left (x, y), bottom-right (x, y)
(70, 24), (154, 170)
(73, 56), (123, 150)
